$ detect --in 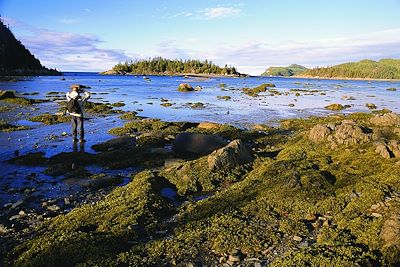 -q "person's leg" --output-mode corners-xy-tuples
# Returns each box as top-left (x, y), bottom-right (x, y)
(78, 116), (85, 141)
(71, 116), (78, 141)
